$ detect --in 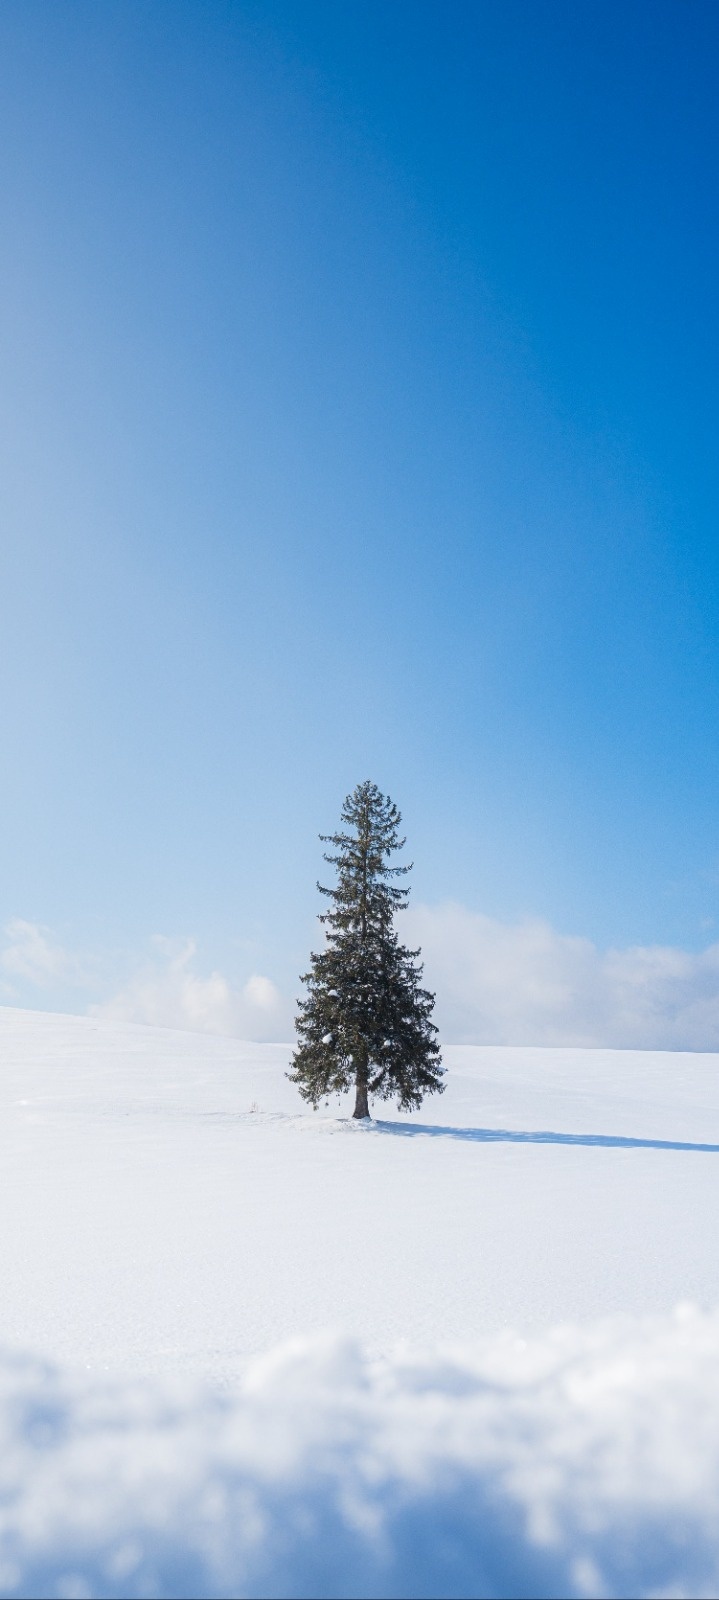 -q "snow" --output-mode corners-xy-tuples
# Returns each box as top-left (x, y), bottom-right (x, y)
(2, 1005), (719, 1596)
(3, 1311), (719, 1598)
